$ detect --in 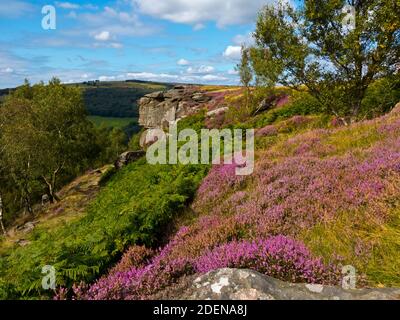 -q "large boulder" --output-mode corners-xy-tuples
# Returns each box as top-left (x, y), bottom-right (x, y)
(139, 98), (177, 129)
(138, 86), (207, 130)
(156, 269), (400, 300)
(139, 128), (166, 149)
(192, 93), (211, 103)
